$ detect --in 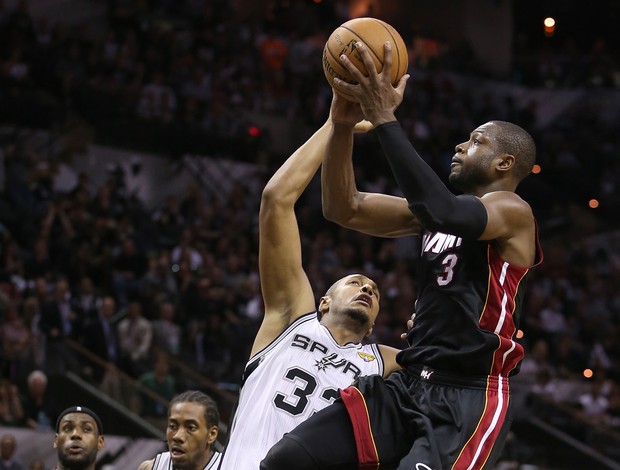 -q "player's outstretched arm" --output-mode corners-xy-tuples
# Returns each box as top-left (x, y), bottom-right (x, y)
(322, 92), (420, 238)
(252, 122), (331, 356)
